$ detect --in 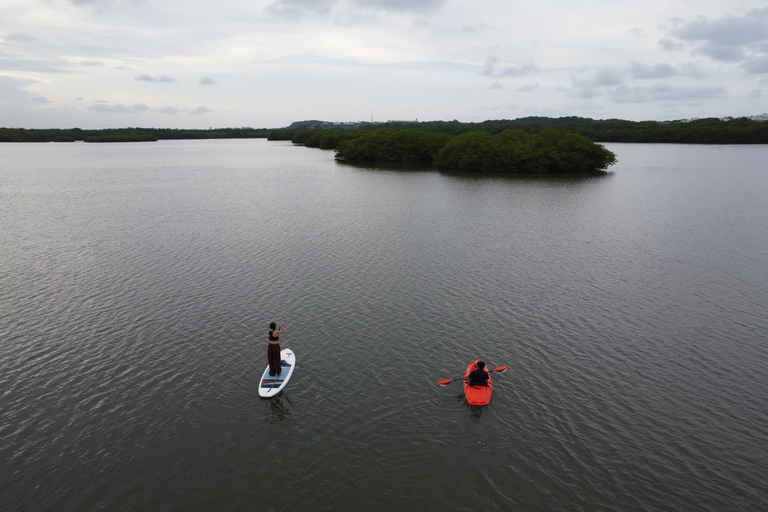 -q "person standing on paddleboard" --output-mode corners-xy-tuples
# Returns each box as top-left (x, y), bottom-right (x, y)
(463, 361), (490, 386)
(267, 322), (285, 376)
